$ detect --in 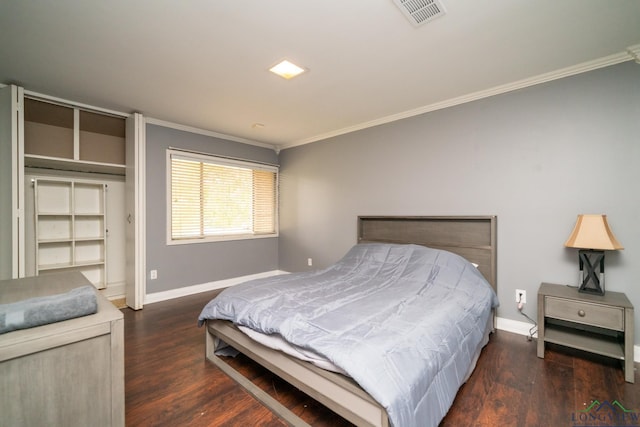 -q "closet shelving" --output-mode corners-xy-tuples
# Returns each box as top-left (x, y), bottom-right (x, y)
(34, 178), (108, 289)
(24, 97), (126, 175)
